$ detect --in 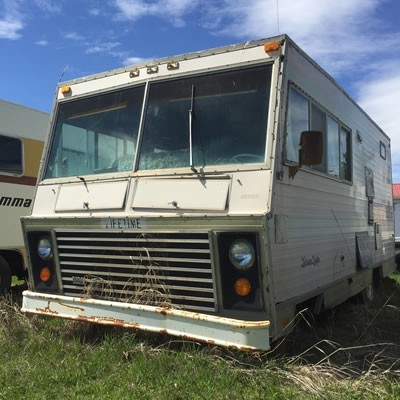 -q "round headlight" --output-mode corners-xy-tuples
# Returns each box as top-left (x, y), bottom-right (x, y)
(229, 239), (255, 270)
(38, 237), (52, 259)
